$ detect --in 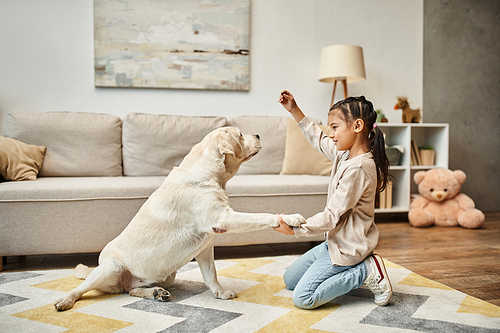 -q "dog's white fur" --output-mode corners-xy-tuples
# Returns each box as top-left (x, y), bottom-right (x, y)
(54, 126), (305, 310)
